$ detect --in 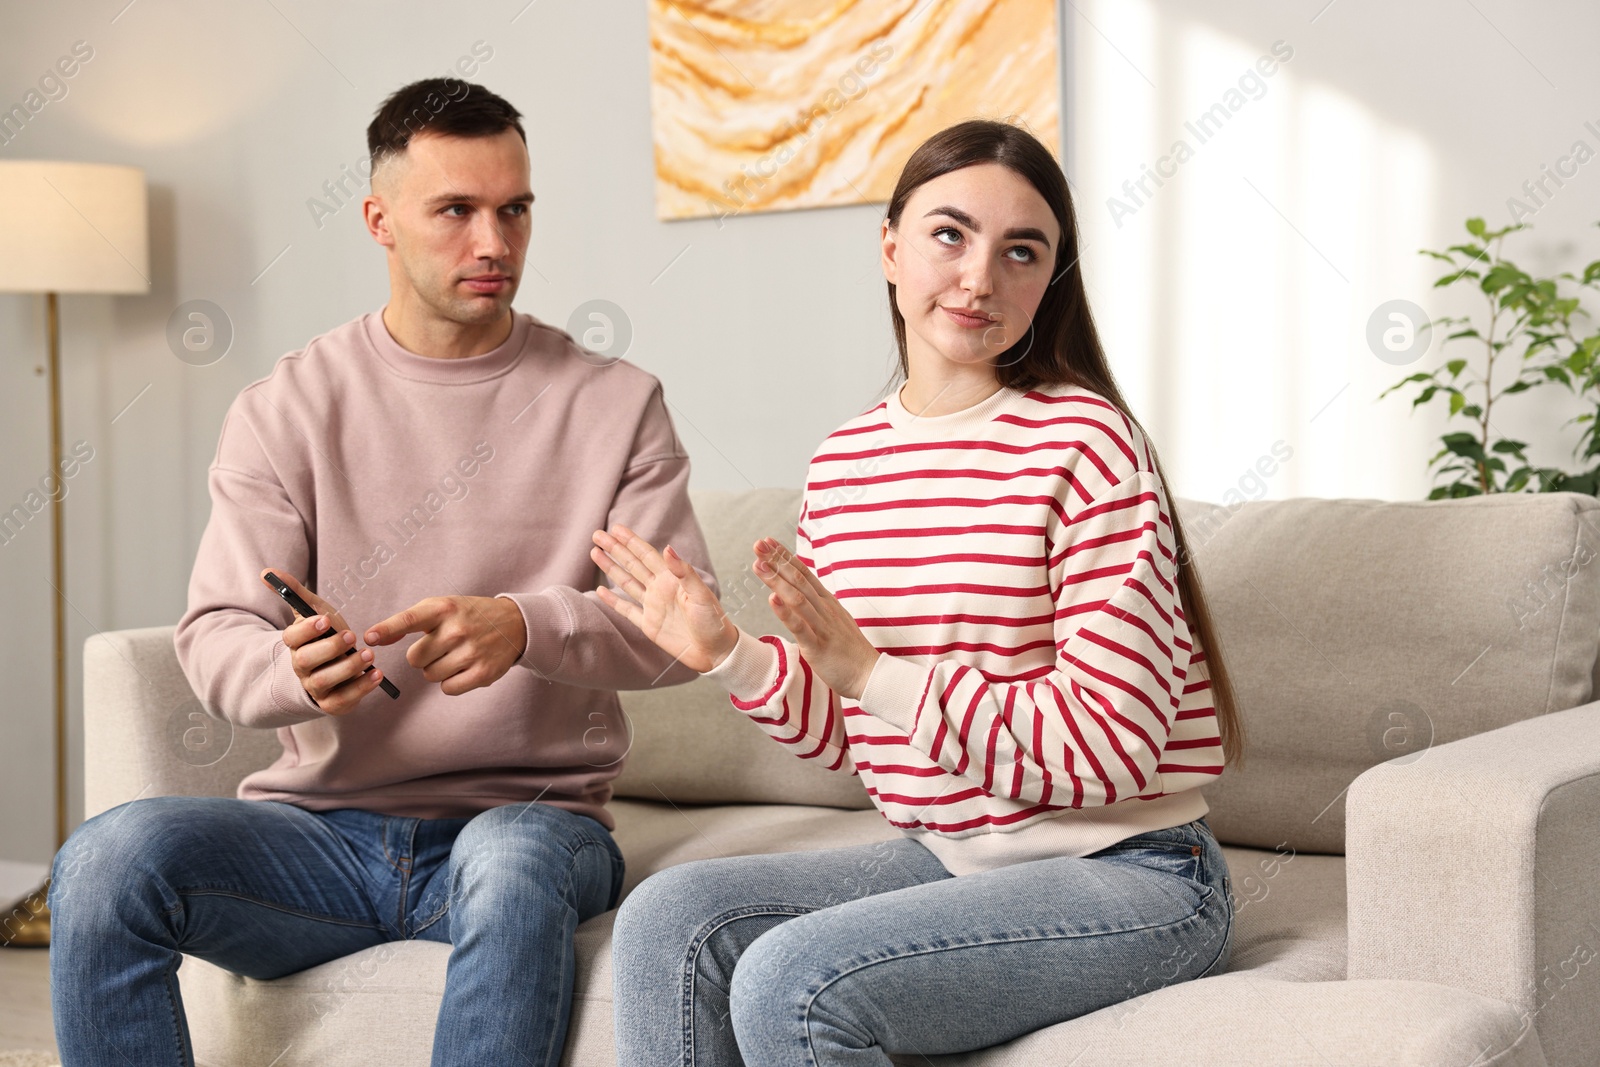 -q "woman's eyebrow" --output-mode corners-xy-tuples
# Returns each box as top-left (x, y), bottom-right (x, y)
(924, 205), (1052, 248)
